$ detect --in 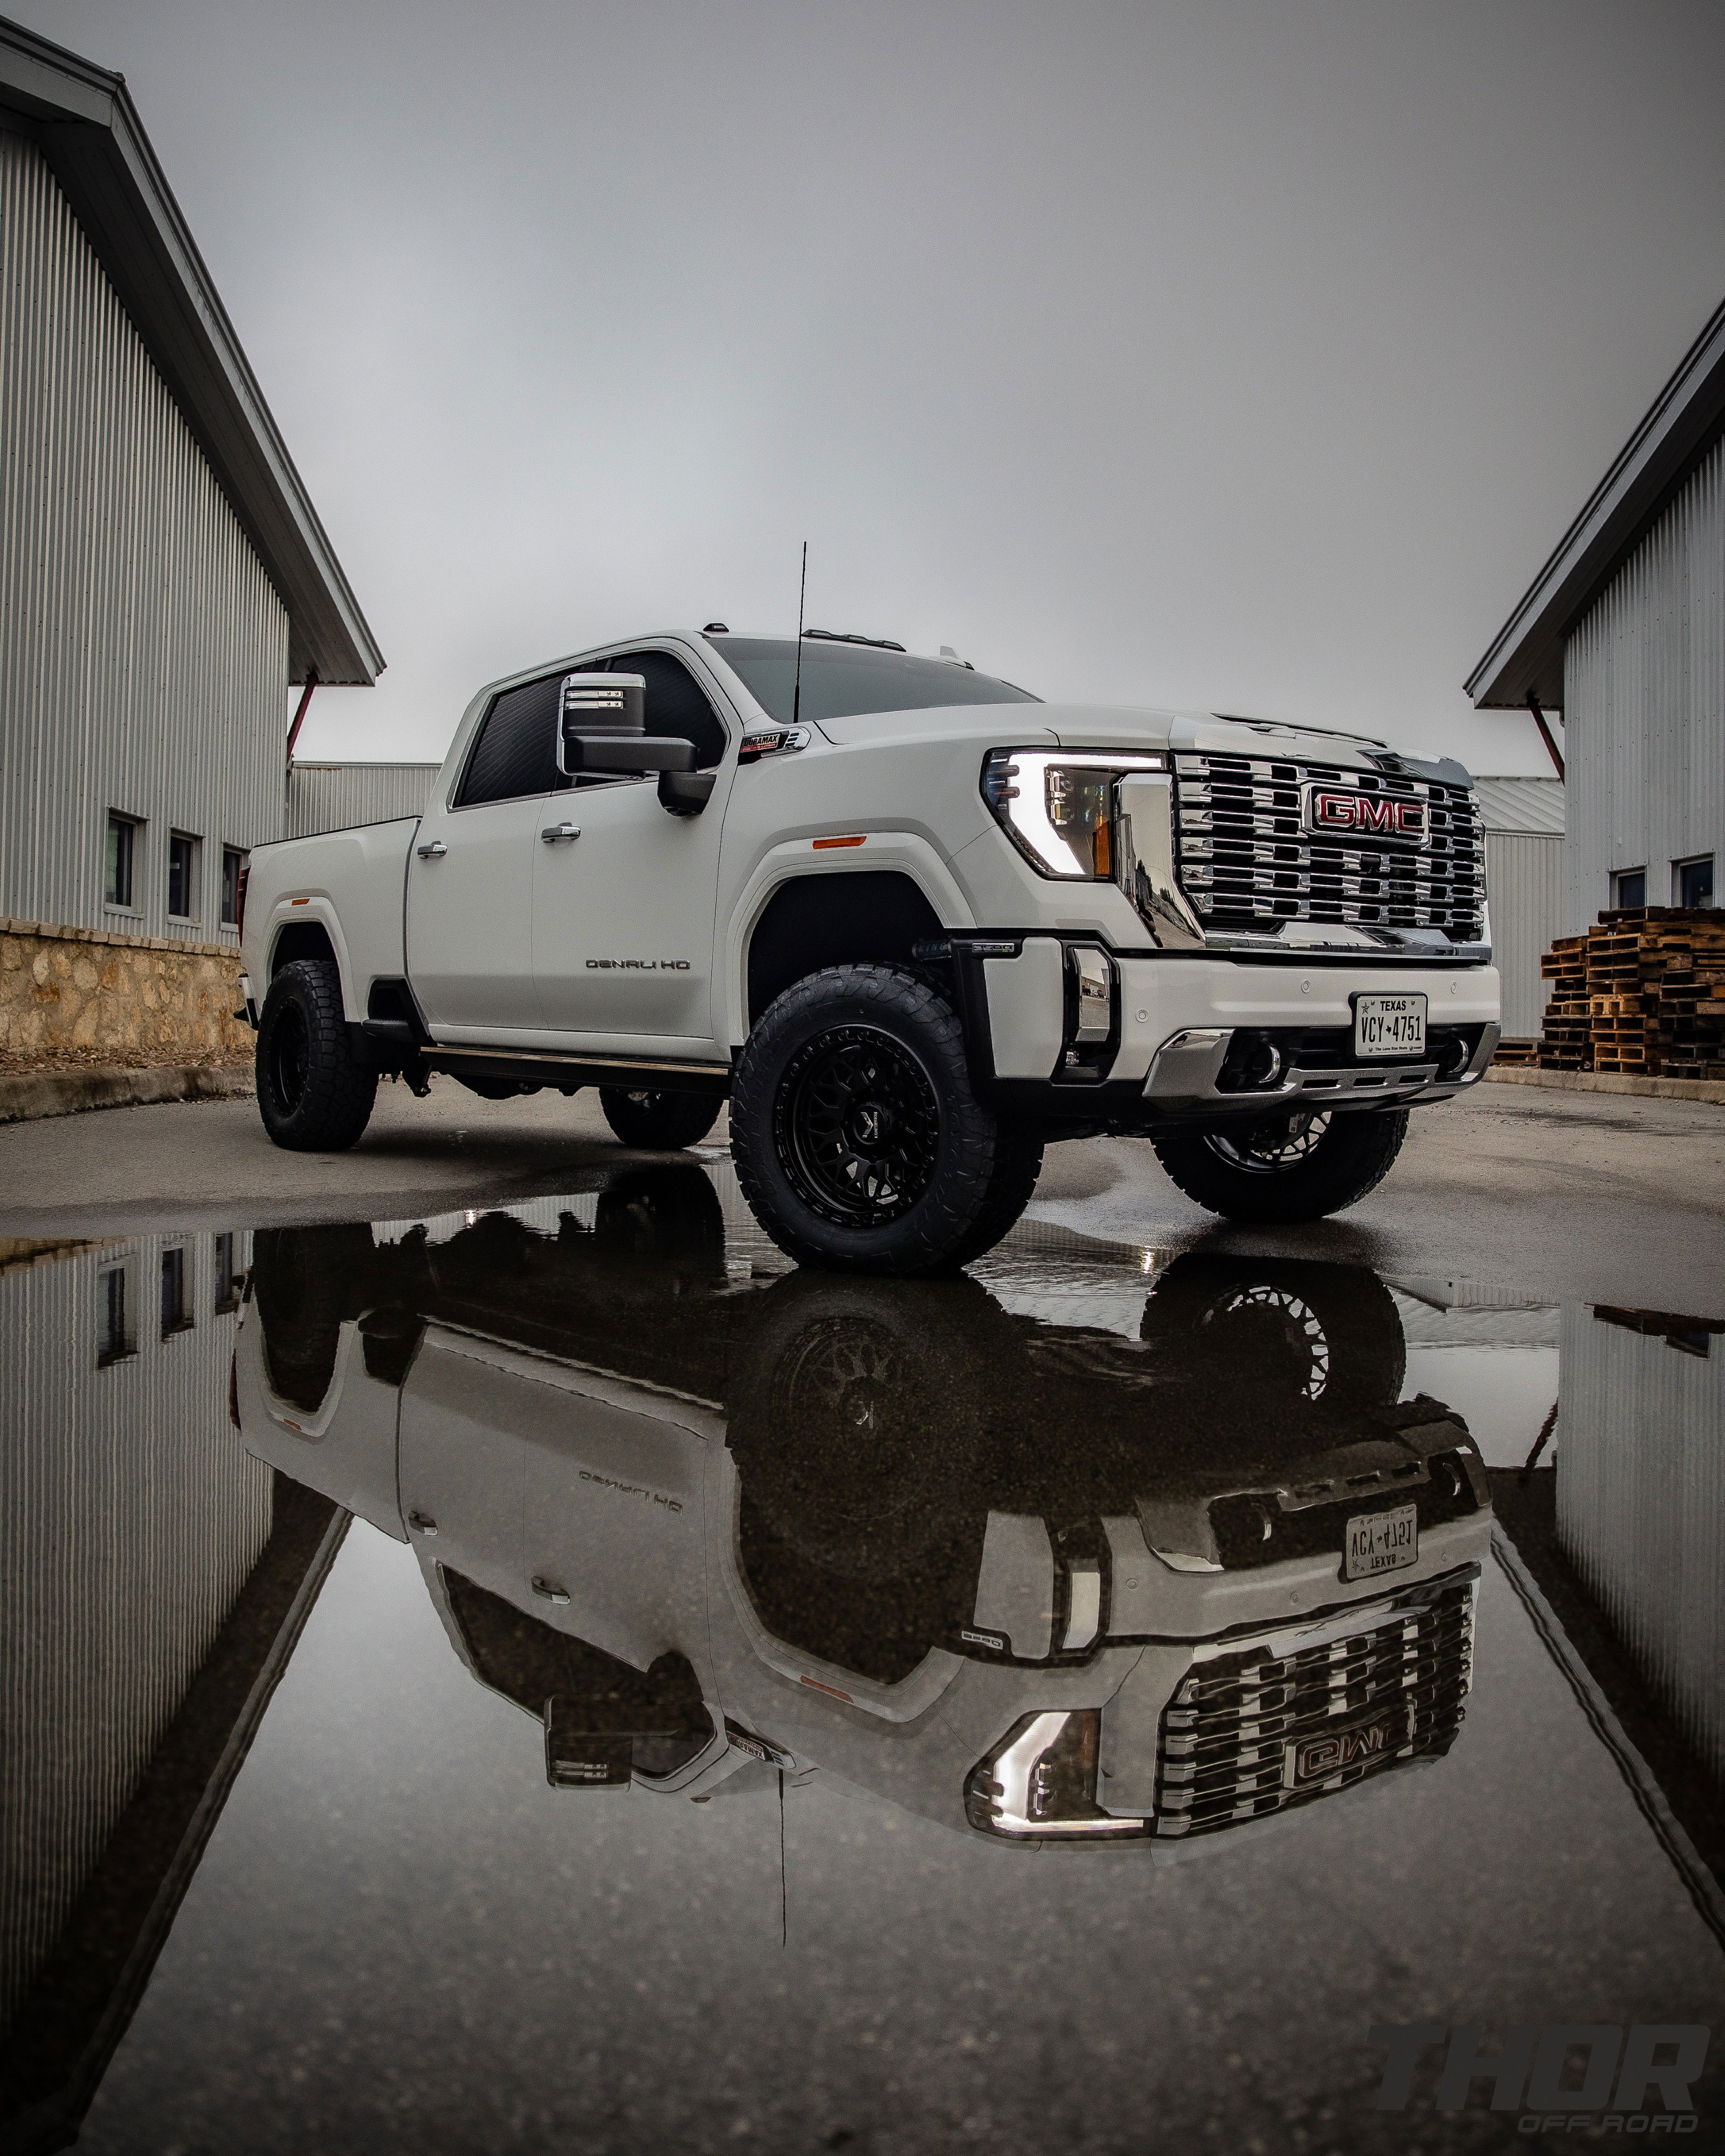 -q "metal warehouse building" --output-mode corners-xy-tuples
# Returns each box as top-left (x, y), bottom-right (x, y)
(1468, 294), (1725, 931)
(0, 17), (379, 1065)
